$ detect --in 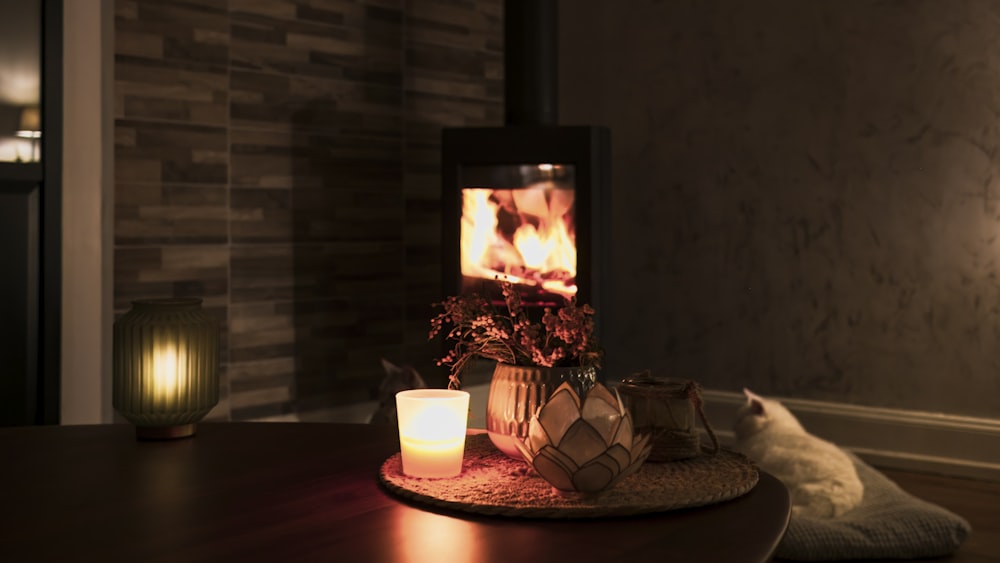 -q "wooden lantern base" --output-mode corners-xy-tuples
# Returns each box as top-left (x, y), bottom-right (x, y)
(135, 424), (197, 440)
